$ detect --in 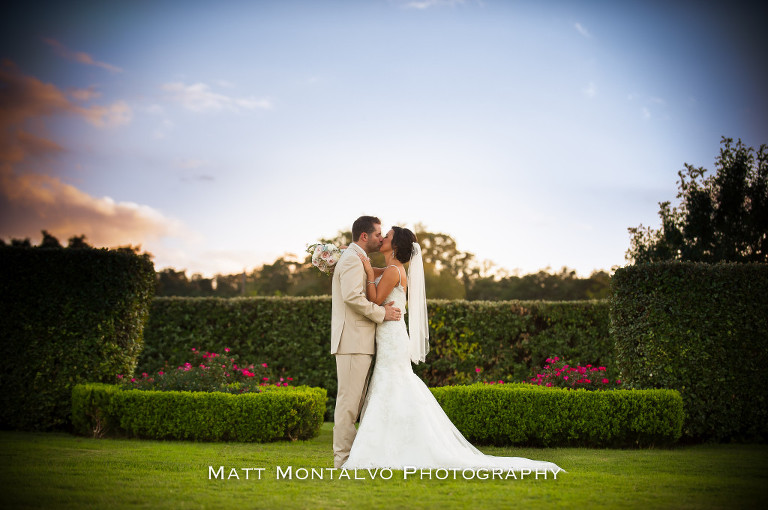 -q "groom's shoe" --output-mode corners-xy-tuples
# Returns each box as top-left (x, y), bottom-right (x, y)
(334, 455), (347, 469)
